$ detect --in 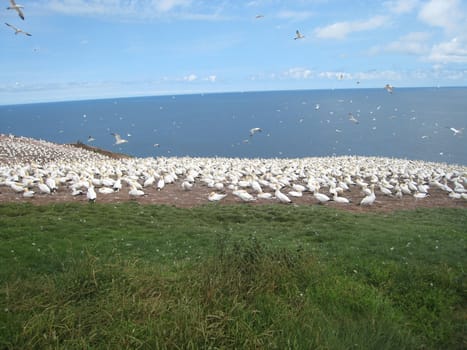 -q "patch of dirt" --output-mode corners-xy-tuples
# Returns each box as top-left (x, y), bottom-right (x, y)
(1, 181), (465, 213)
